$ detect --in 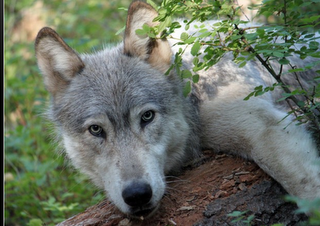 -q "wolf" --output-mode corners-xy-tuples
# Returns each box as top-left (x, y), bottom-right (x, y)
(35, 0), (320, 218)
